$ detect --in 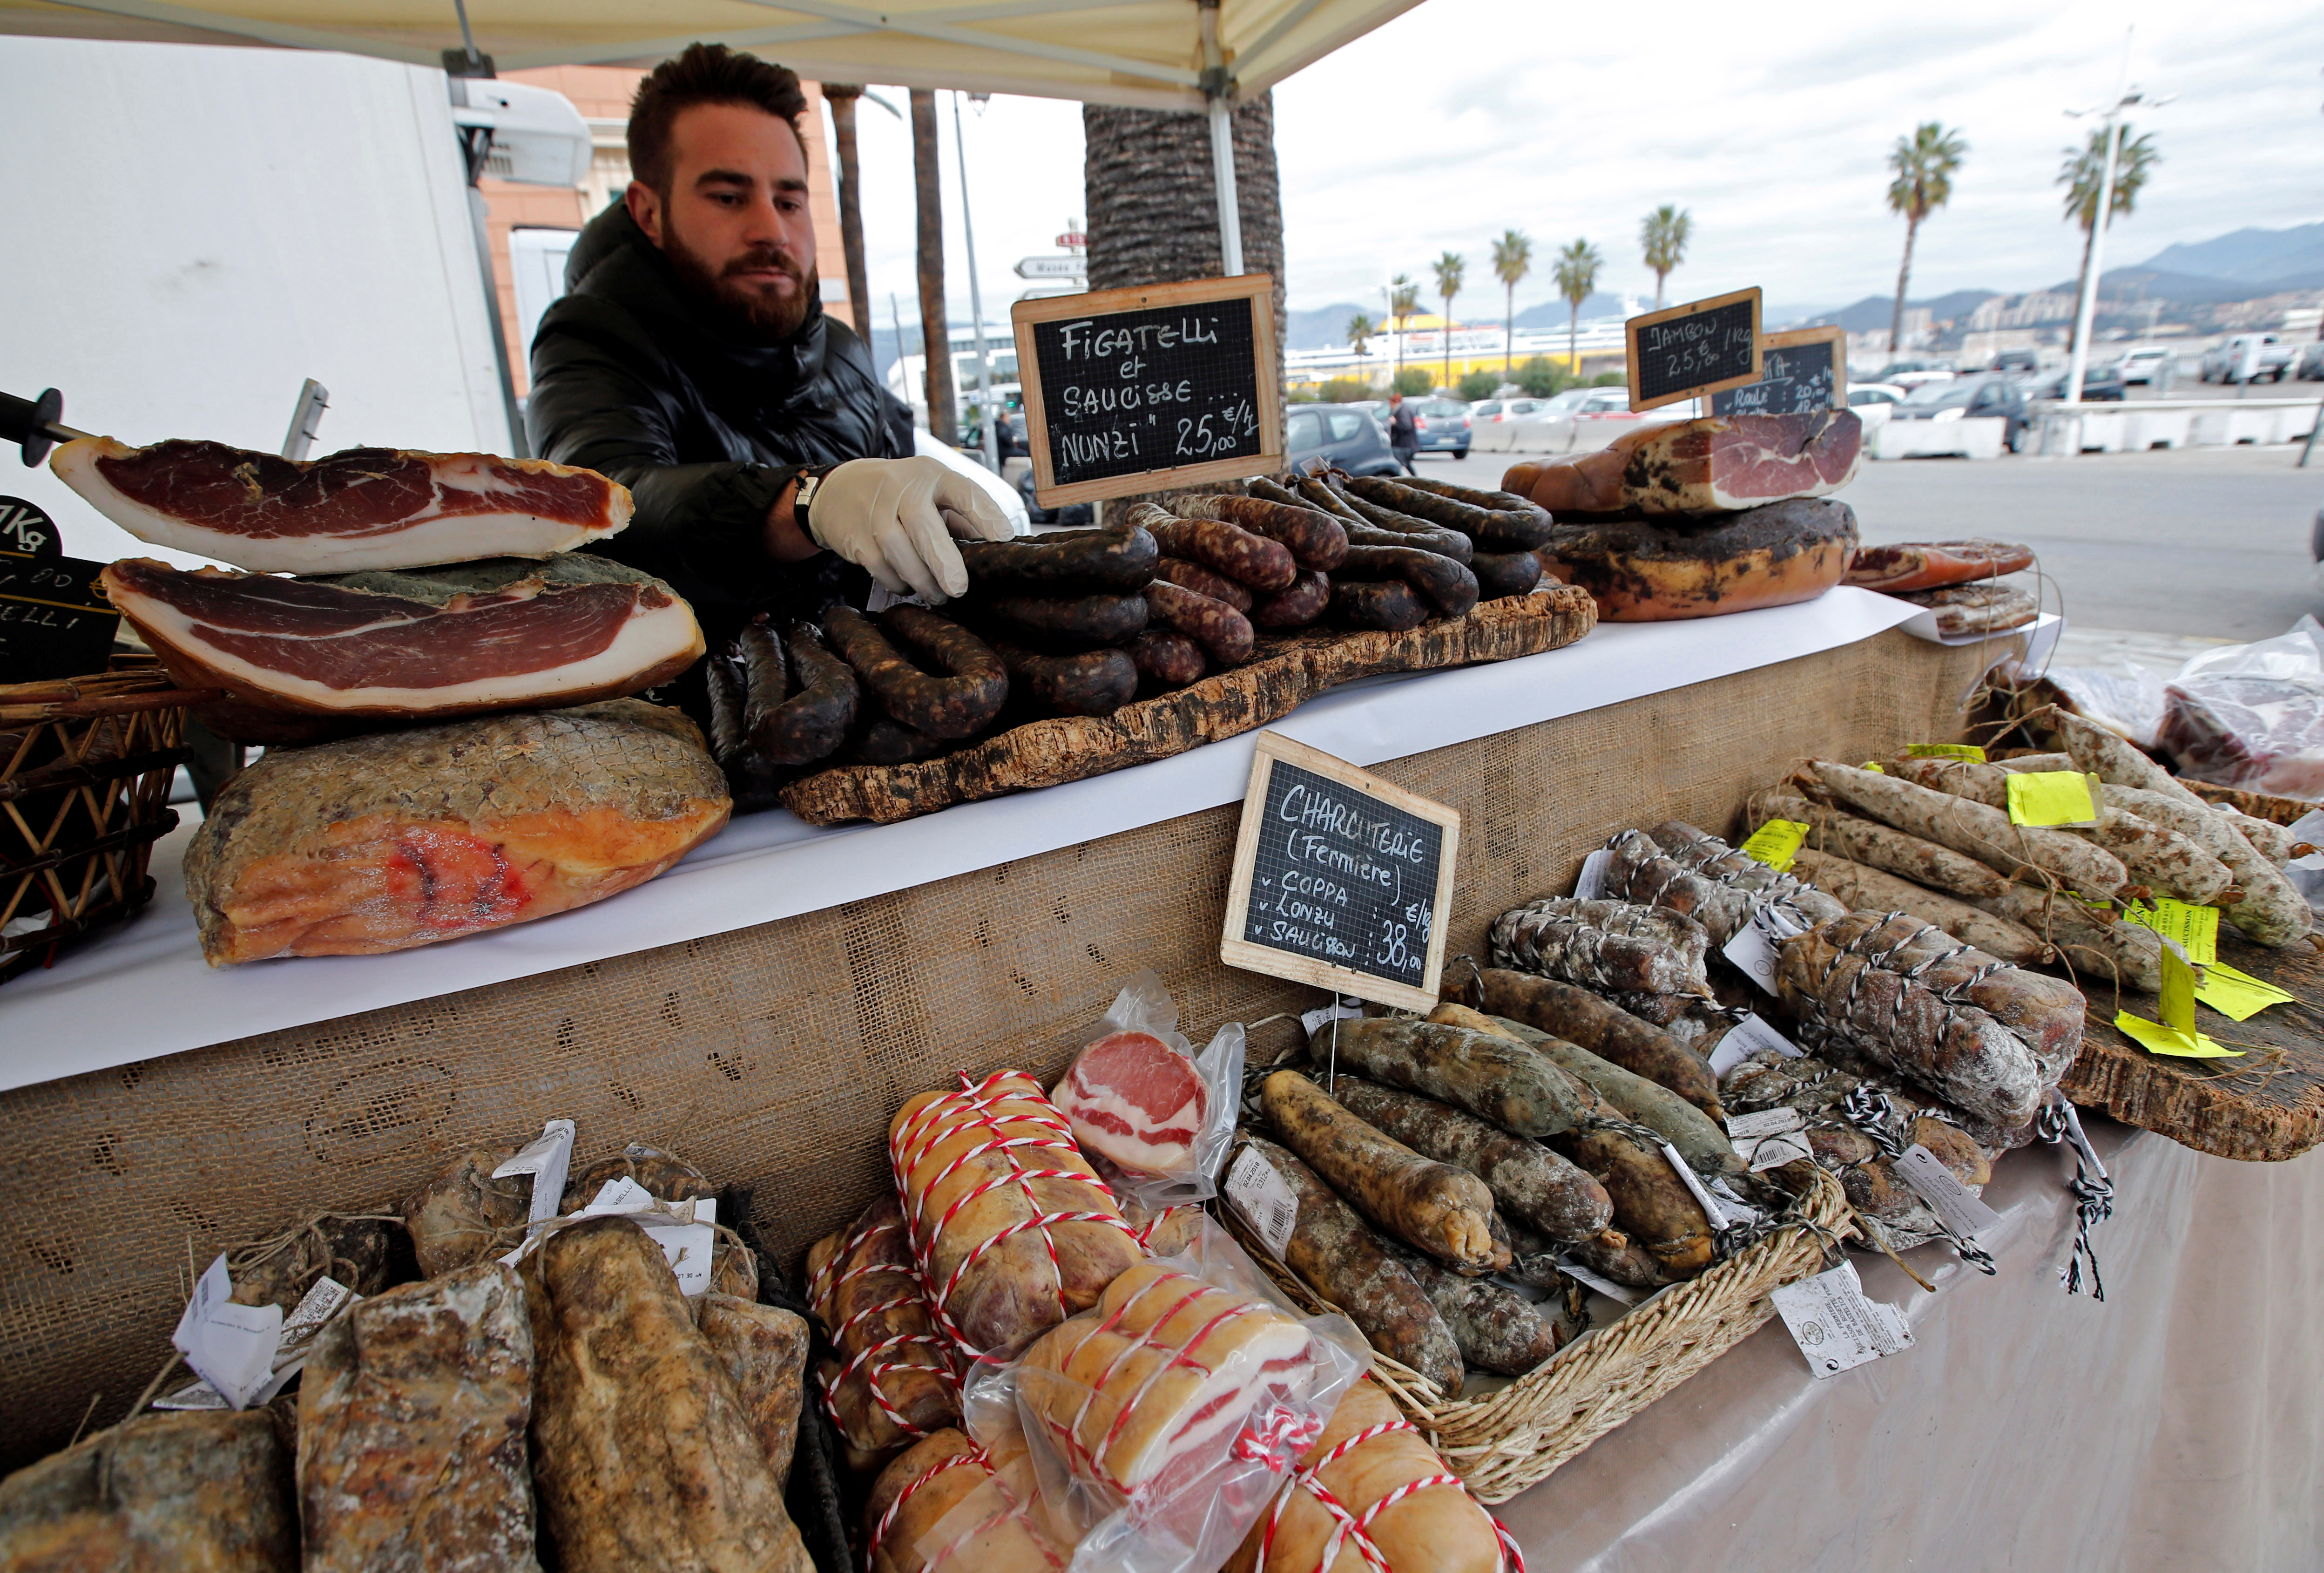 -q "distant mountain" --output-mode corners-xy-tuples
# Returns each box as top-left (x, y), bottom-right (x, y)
(1285, 302), (1377, 351)
(2131, 224), (2324, 286)
(1798, 290), (2002, 333)
(2043, 266), (2283, 307)
(1512, 293), (1630, 329)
